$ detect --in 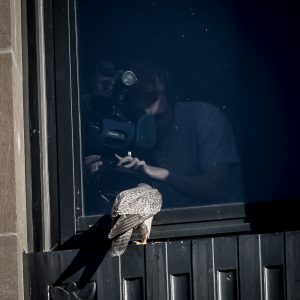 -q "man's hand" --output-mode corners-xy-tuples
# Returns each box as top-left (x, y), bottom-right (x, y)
(85, 155), (102, 173)
(115, 154), (169, 181)
(115, 155), (236, 201)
